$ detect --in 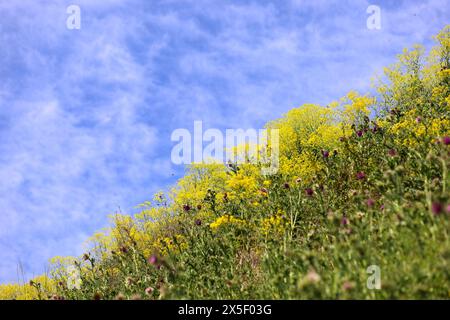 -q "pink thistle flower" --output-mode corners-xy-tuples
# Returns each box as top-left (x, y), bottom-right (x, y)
(442, 136), (450, 145)
(432, 202), (443, 215)
(367, 199), (375, 207)
(341, 217), (349, 226)
(388, 149), (396, 157)
(119, 246), (128, 254)
(148, 255), (158, 265)
(356, 172), (366, 180)
(341, 281), (354, 291)
(145, 287), (154, 296)
(304, 270), (321, 284)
